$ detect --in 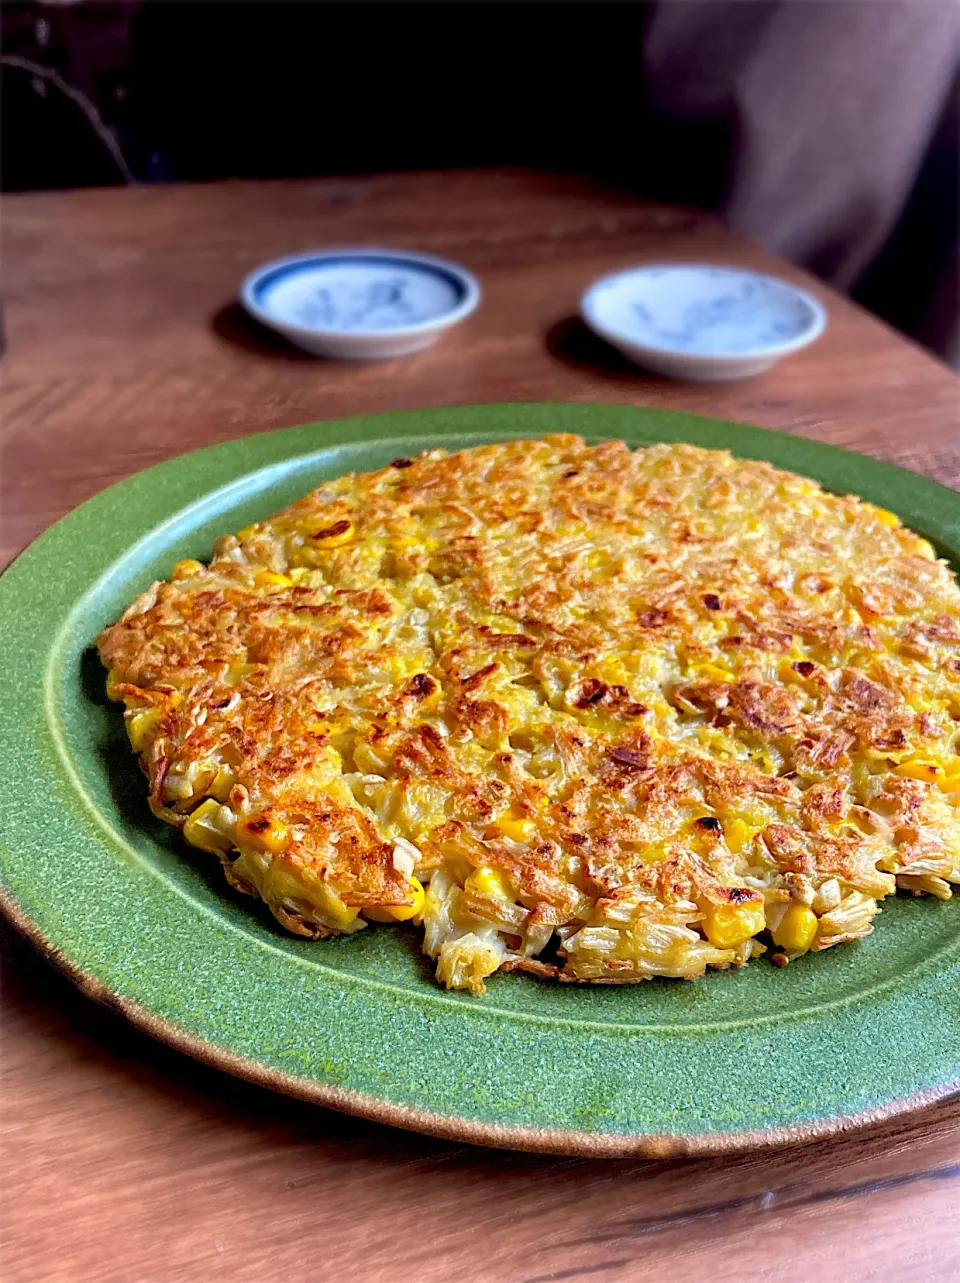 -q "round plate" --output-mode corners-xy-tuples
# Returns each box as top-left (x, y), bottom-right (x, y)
(1, 403), (958, 1157)
(241, 249), (481, 359)
(581, 265), (826, 381)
